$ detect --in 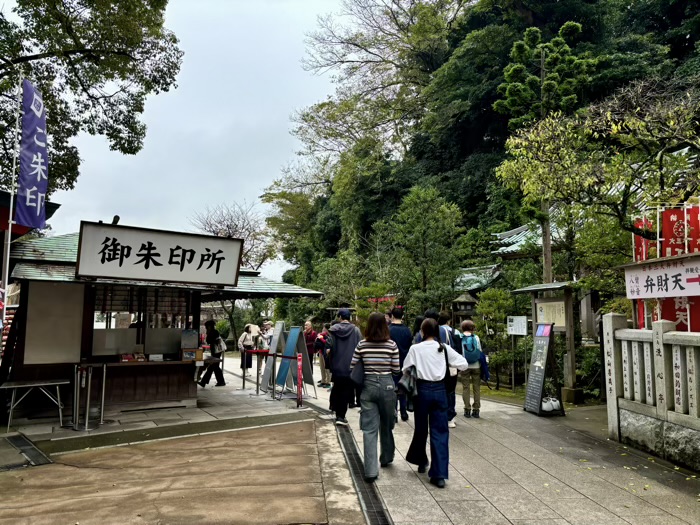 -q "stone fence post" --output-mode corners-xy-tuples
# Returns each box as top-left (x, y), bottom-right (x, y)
(603, 313), (627, 441)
